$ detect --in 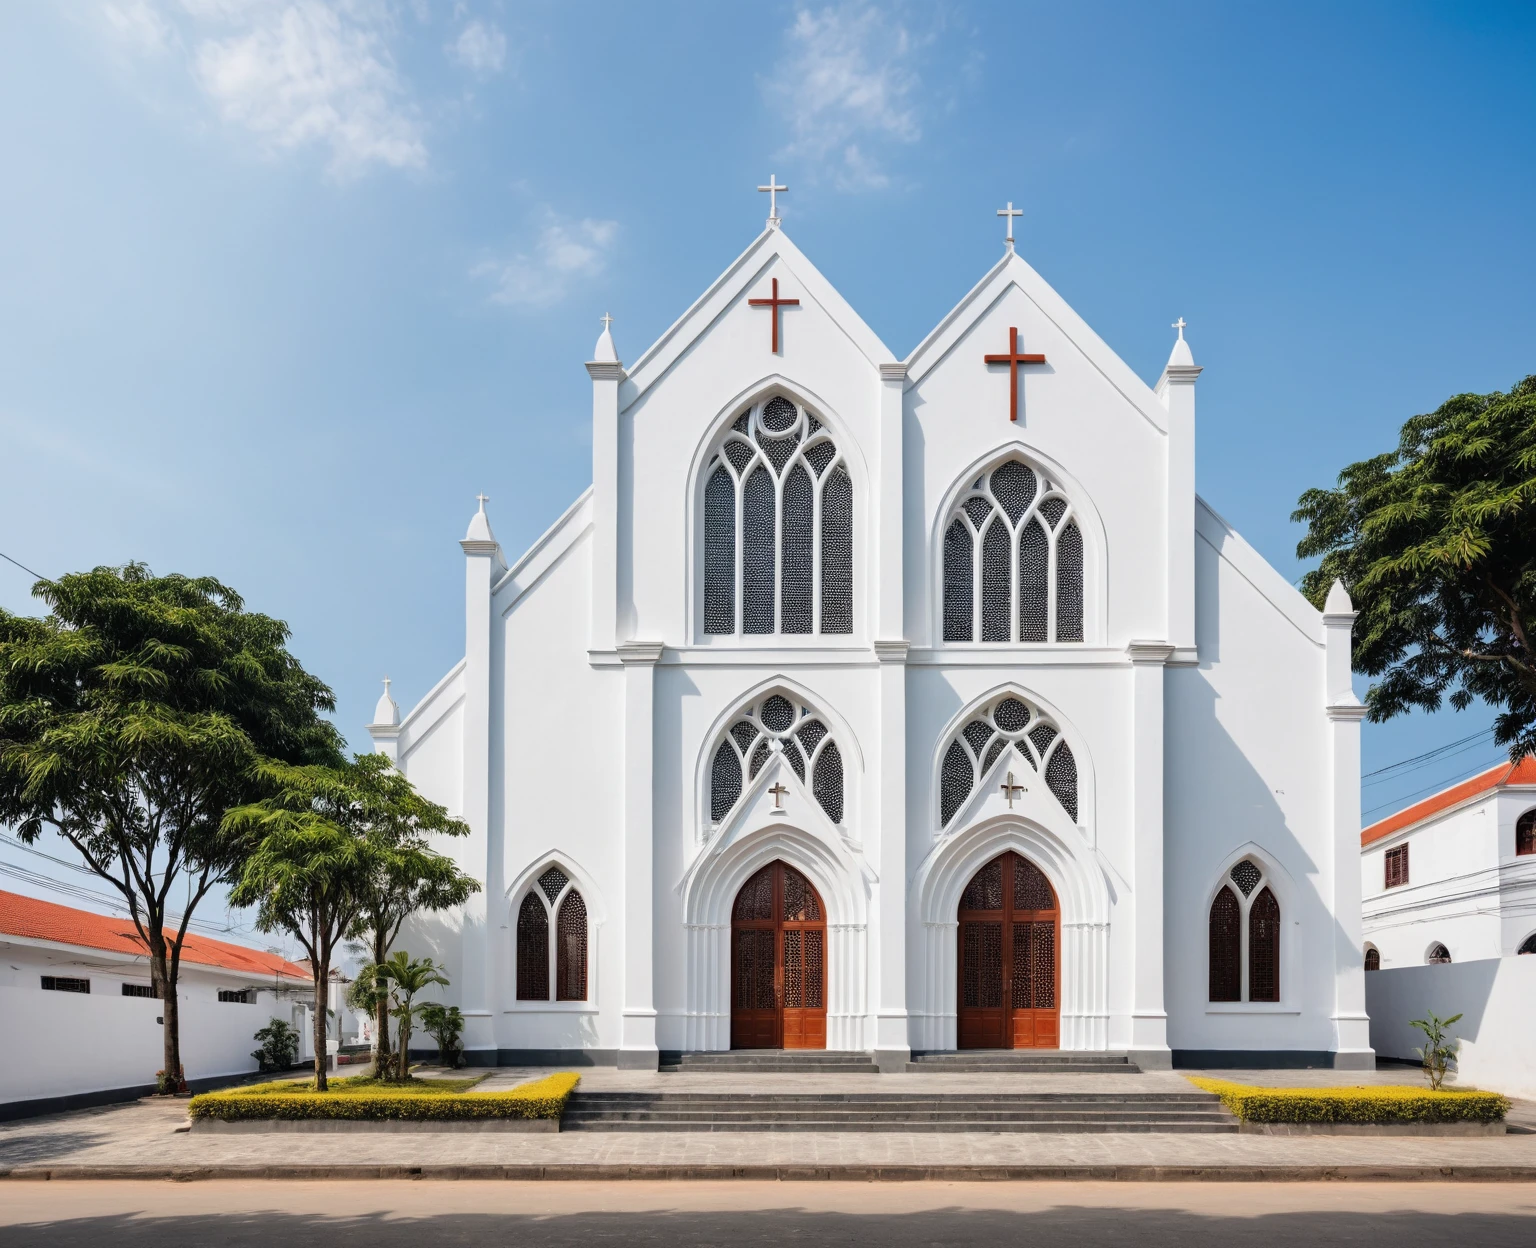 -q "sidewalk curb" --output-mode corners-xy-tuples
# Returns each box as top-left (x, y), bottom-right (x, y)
(4, 1163), (1536, 1182)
